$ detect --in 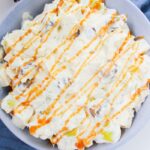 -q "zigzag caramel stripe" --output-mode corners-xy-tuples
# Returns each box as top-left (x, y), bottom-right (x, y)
(12, 58), (35, 87)
(68, 14), (117, 63)
(77, 54), (145, 147)
(53, 82), (98, 119)
(5, 0), (66, 54)
(13, 11), (115, 111)
(46, 11), (92, 71)
(42, 23), (116, 116)
(13, 65), (67, 114)
(77, 52), (142, 141)
(5, 29), (32, 54)
(39, 30), (124, 123)
(29, 30), (130, 135)
(7, 2), (76, 66)
(110, 81), (150, 120)
(10, 3), (75, 84)
(93, 42), (139, 110)
(18, 26), (106, 115)
(29, 82), (98, 135)
(55, 83), (99, 117)
(83, 81), (149, 147)
(76, 80), (148, 149)
(8, 19), (60, 66)
(44, 32), (132, 143)
(51, 117), (89, 144)
(13, 10), (92, 96)
(50, 83), (98, 144)
(14, 25), (129, 118)
(28, 30), (111, 133)
(31, 2), (77, 60)
(12, 4), (108, 84)
(12, 8), (92, 89)
(13, 10), (94, 113)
